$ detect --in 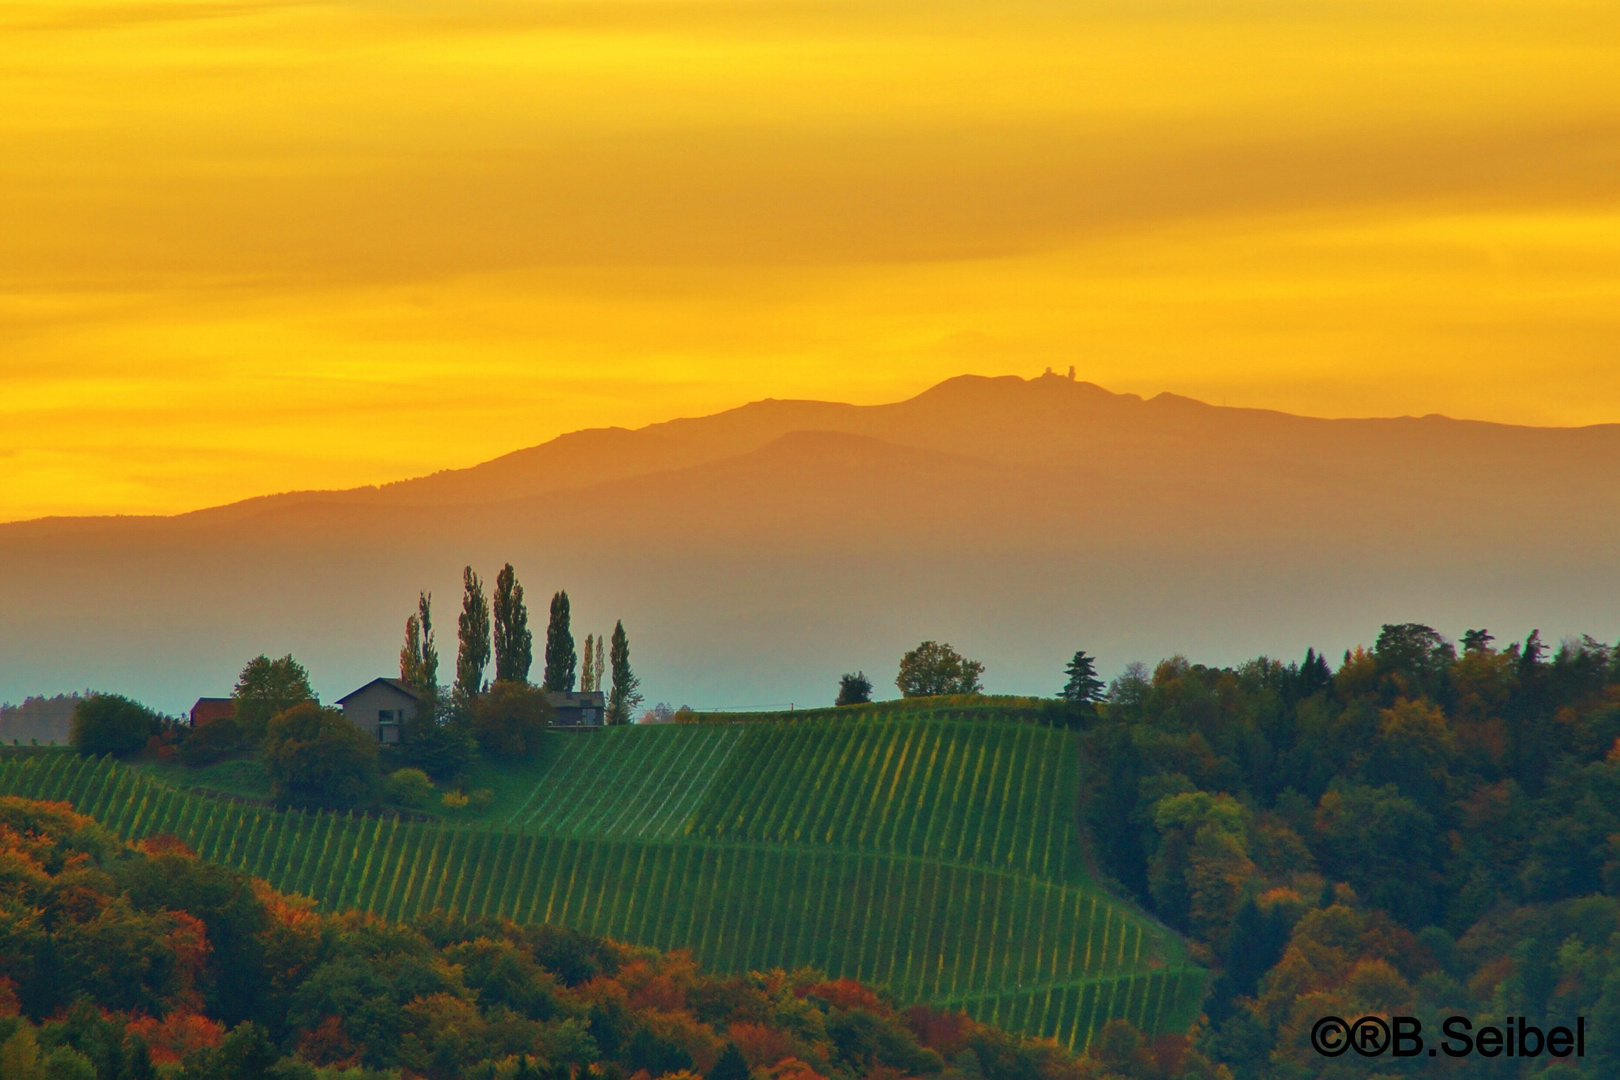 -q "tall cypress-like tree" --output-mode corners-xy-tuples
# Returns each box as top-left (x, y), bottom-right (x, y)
(581, 634), (596, 692)
(595, 635), (605, 694)
(492, 563), (533, 683)
(543, 591), (577, 692)
(456, 567), (491, 703)
(400, 591), (440, 692)
(608, 620), (642, 724)
(401, 613), (422, 687)
(418, 592), (439, 691)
